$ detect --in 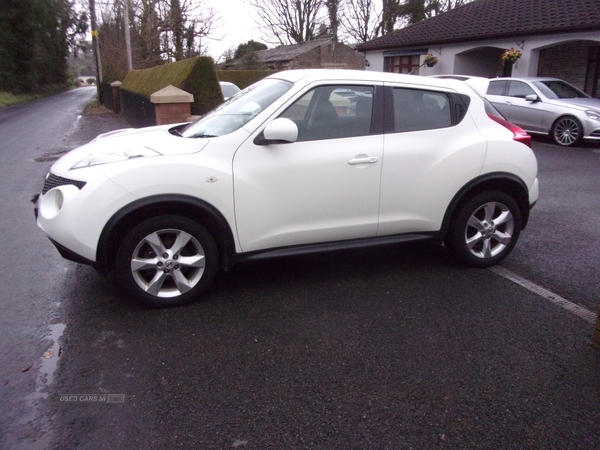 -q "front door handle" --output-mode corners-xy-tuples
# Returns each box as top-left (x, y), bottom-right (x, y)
(348, 156), (378, 165)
